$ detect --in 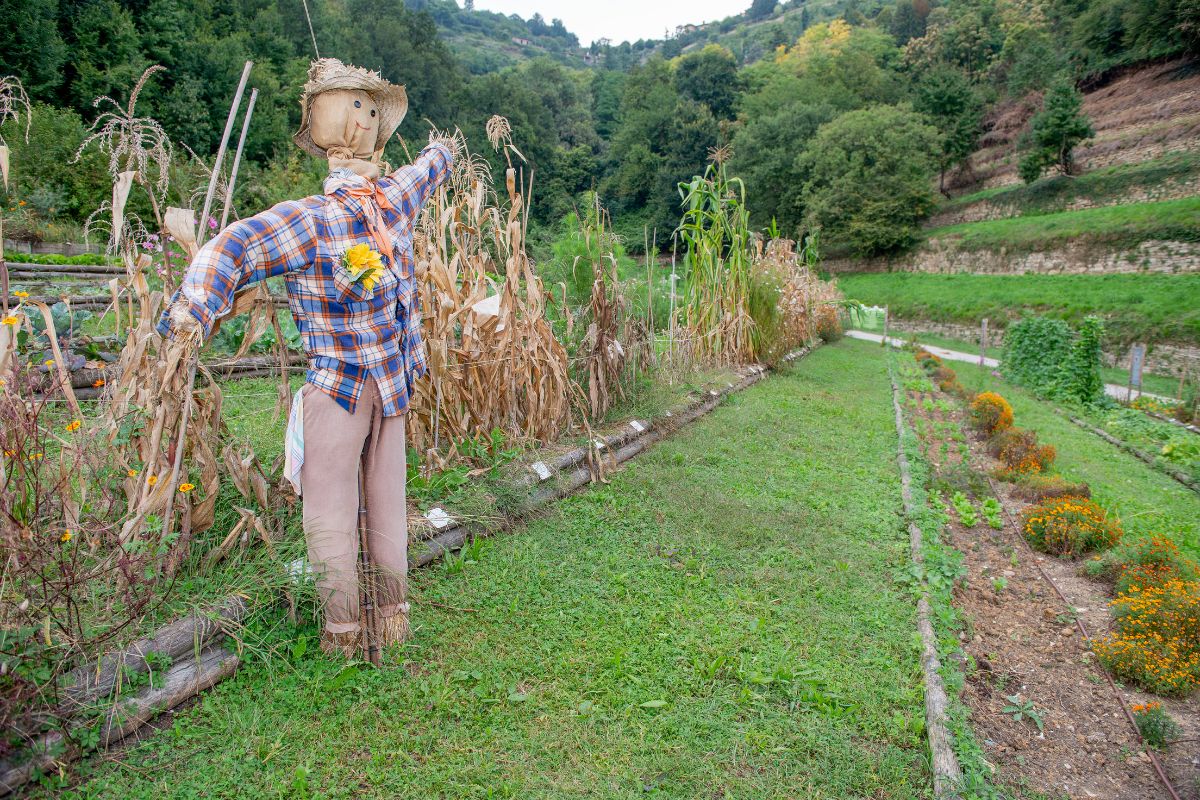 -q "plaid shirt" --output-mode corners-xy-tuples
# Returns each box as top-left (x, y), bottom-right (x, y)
(159, 143), (453, 416)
